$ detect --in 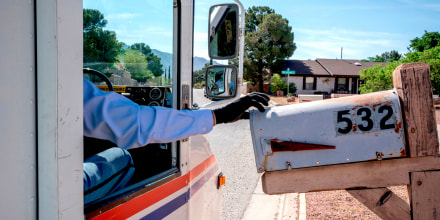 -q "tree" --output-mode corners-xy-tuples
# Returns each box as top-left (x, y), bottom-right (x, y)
(147, 55), (164, 77)
(244, 7), (296, 92)
(365, 50), (401, 62)
(388, 50), (402, 61)
(359, 46), (440, 94)
(83, 9), (122, 71)
(359, 62), (399, 93)
(229, 56), (260, 85)
(121, 49), (153, 83)
(245, 6), (275, 33)
(130, 43), (164, 77)
(130, 43), (152, 57)
(284, 82), (297, 95)
(193, 63), (209, 88)
(83, 9), (107, 31)
(408, 31), (440, 52)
